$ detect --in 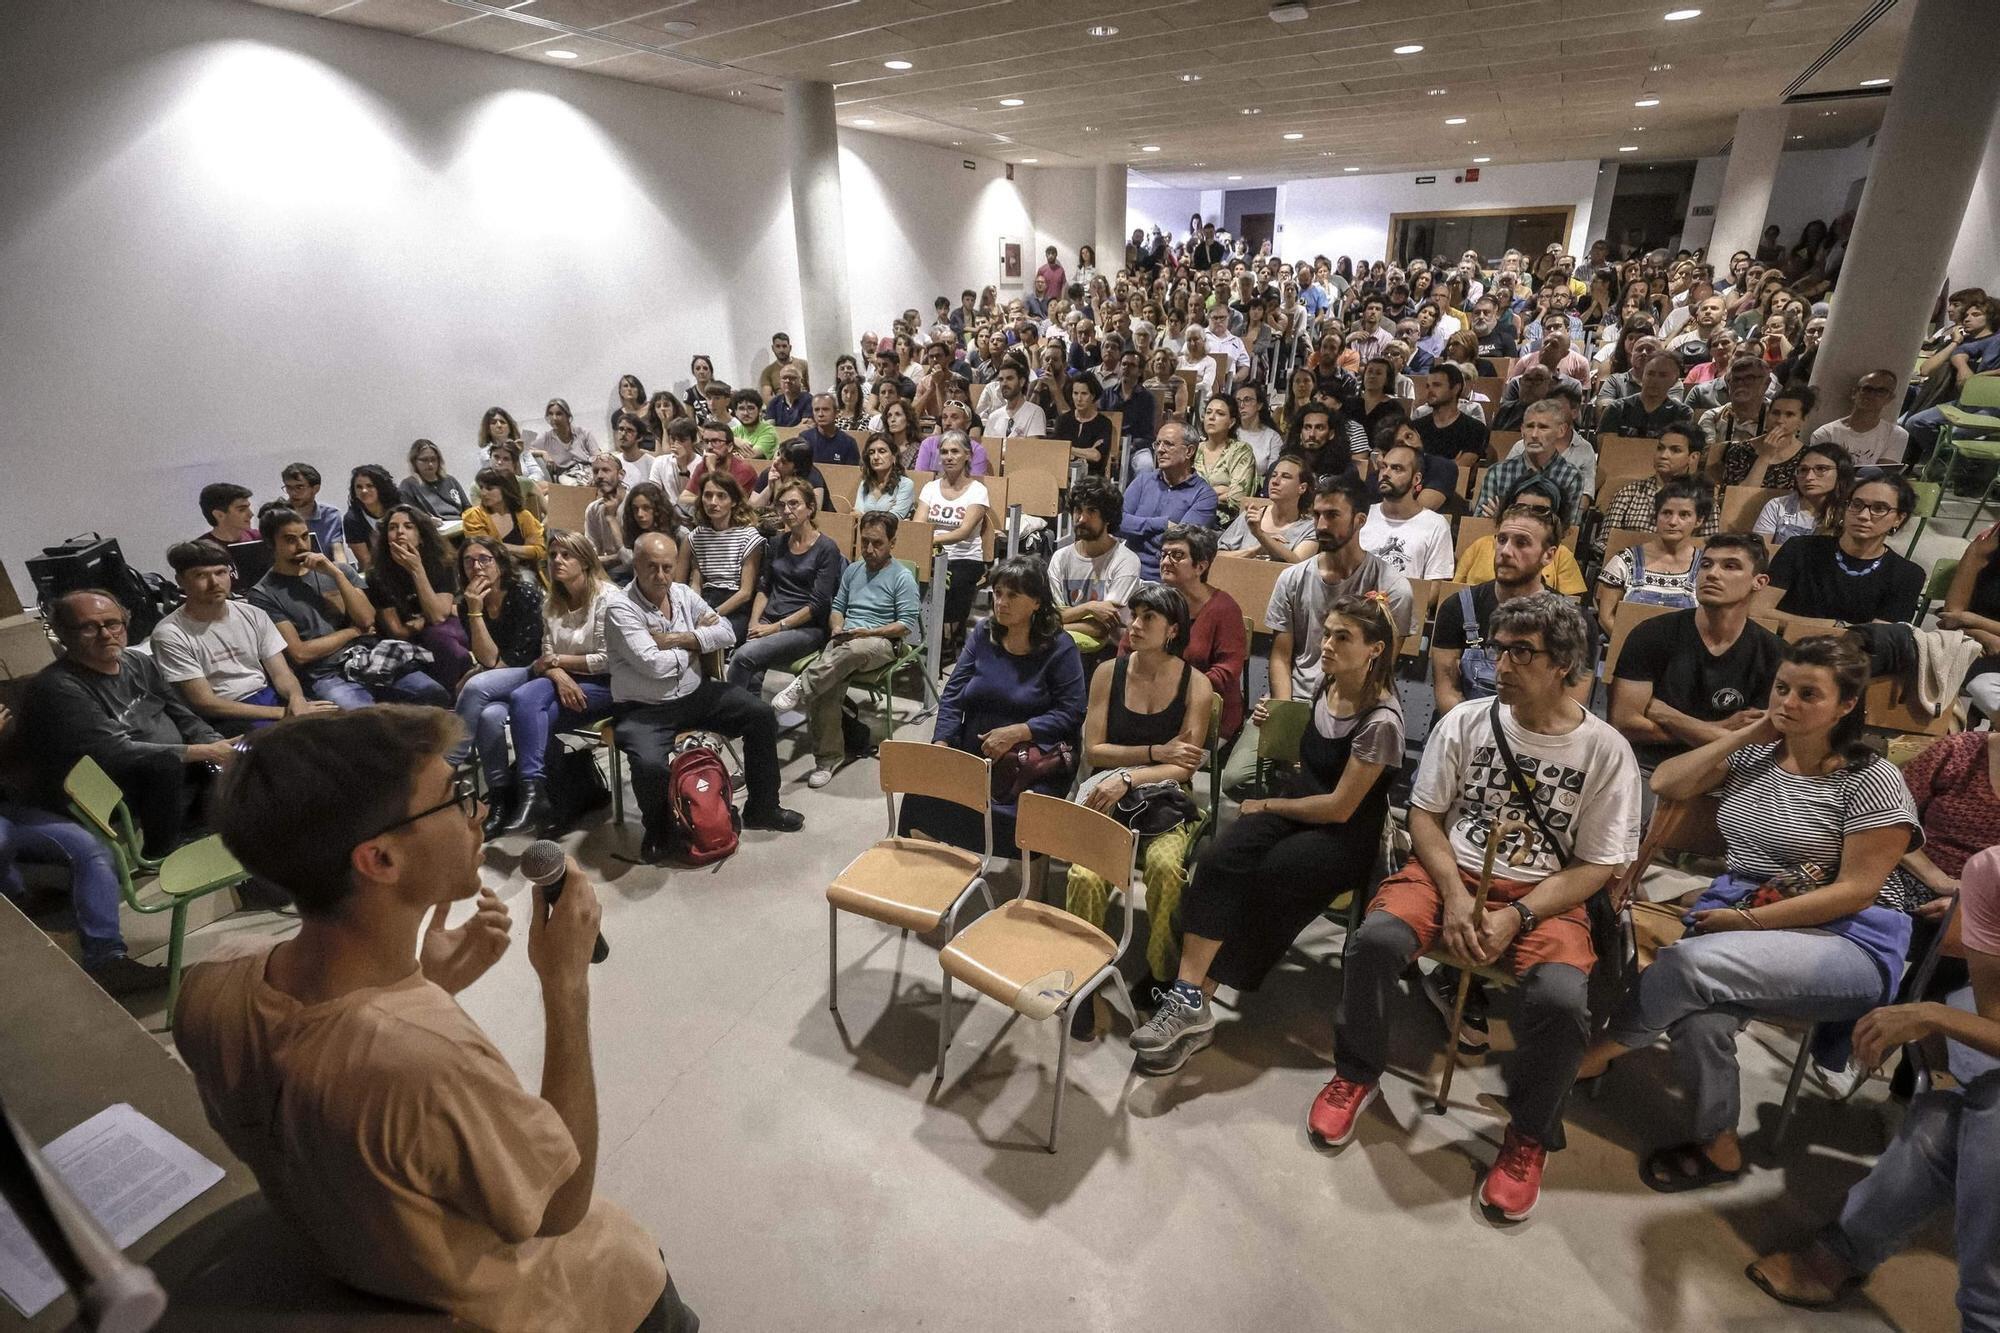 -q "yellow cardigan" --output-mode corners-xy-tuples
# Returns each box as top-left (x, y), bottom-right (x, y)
(460, 505), (547, 579)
